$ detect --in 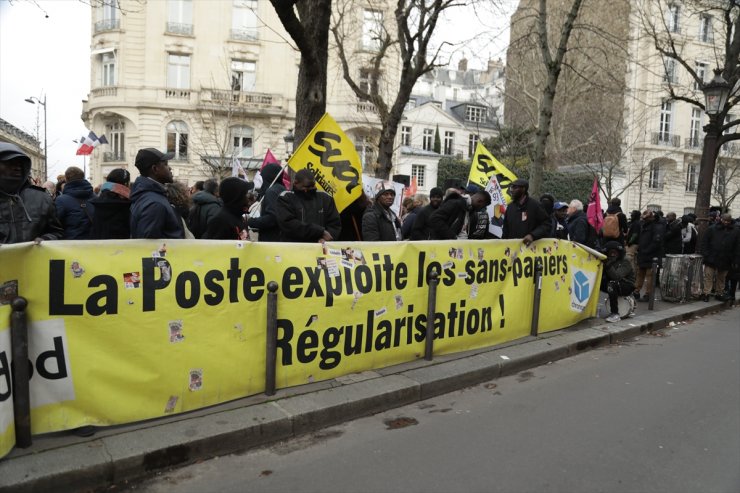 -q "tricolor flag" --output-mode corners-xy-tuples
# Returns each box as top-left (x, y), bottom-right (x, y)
(75, 131), (108, 156)
(586, 176), (603, 232)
